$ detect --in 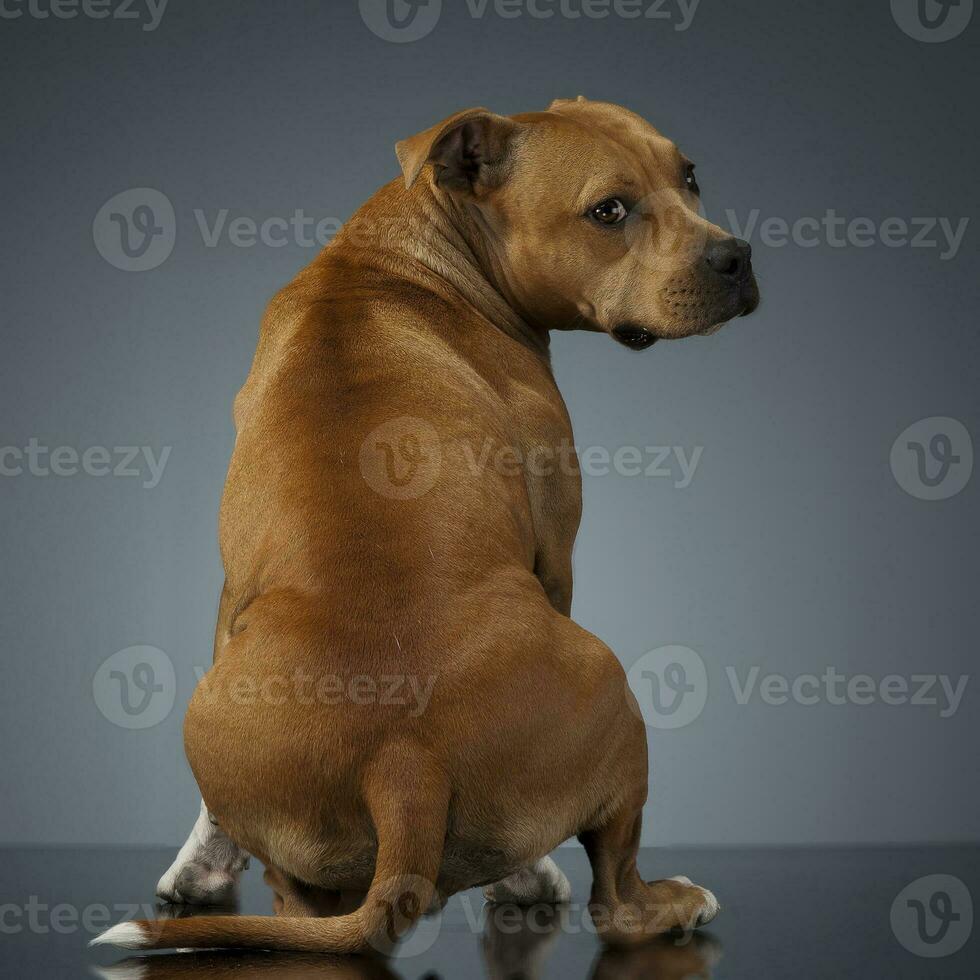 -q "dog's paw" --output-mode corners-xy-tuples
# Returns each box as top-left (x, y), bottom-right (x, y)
(668, 875), (720, 927)
(156, 854), (248, 906)
(484, 857), (572, 906)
